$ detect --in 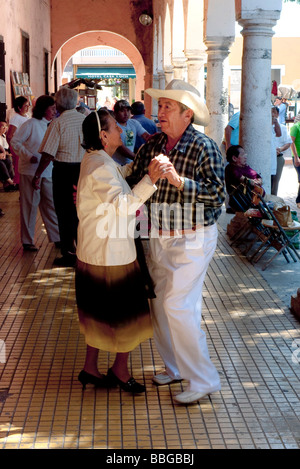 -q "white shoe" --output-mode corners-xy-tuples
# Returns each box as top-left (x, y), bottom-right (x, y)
(152, 371), (182, 386)
(174, 387), (220, 404)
